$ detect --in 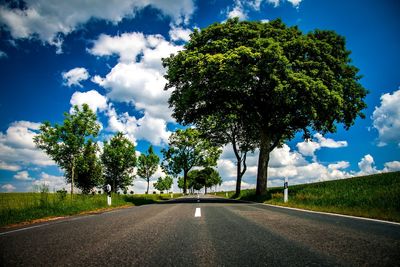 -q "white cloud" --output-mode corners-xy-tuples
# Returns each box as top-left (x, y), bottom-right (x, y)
(0, 161), (21, 171)
(0, 50), (7, 58)
(70, 90), (108, 113)
(1, 184), (16, 192)
(91, 33), (182, 122)
(0, 0), (195, 52)
(106, 106), (171, 146)
(287, 0), (302, 7)
(14, 171), (33, 181)
(31, 172), (67, 192)
(383, 161), (400, 172)
(0, 121), (55, 168)
(357, 154), (378, 175)
(328, 161), (350, 170)
(297, 133), (347, 160)
(372, 89), (400, 147)
(62, 67), (89, 87)
(227, 0), (248, 20)
(169, 25), (192, 42)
